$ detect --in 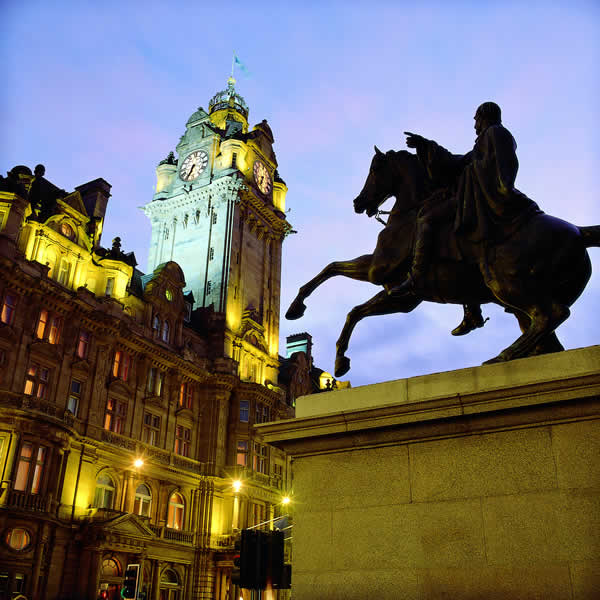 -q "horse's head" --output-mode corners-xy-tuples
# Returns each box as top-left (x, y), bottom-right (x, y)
(354, 146), (423, 217)
(354, 146), (398, 216)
